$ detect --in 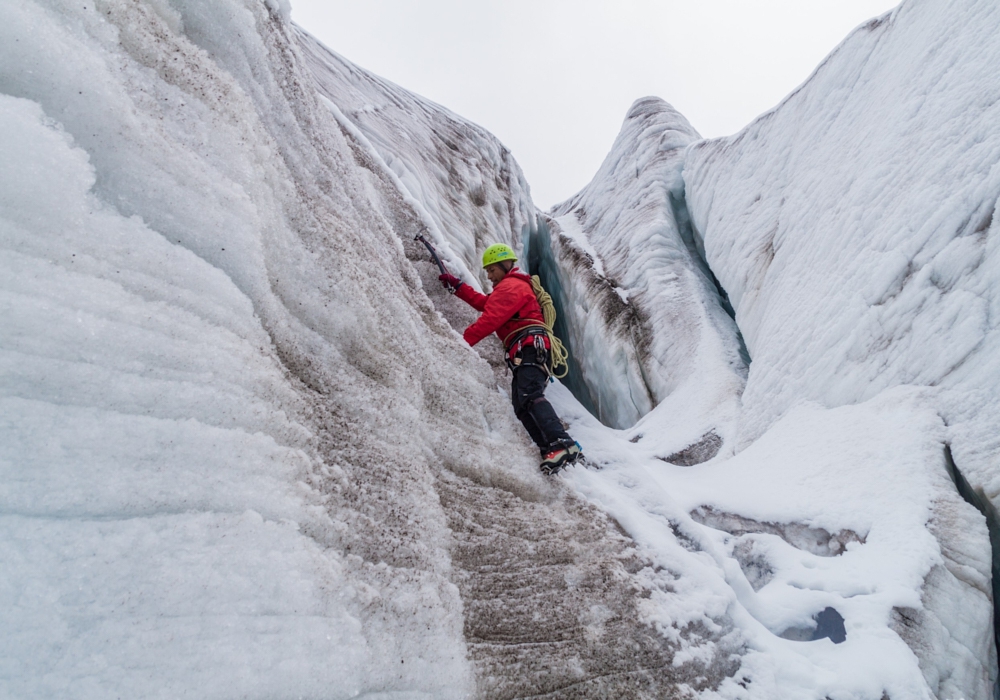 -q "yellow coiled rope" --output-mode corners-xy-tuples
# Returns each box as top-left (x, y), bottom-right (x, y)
(530, 275), (569, 379)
